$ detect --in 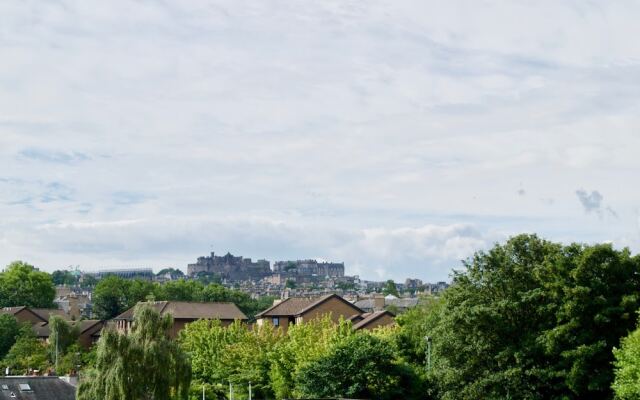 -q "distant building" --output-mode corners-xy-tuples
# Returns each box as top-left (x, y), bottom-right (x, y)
(89, 268), (154, 281)
(187, 252), (271, 281)
(272, 259), (344, 278)
(114, 301), (247, 337)
(353, 295), (419, 313)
